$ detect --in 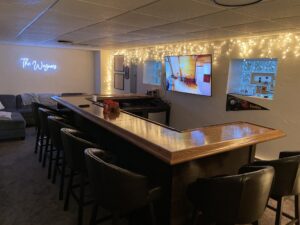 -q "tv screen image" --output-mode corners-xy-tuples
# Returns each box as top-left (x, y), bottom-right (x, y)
(165, 55), (212, 96)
